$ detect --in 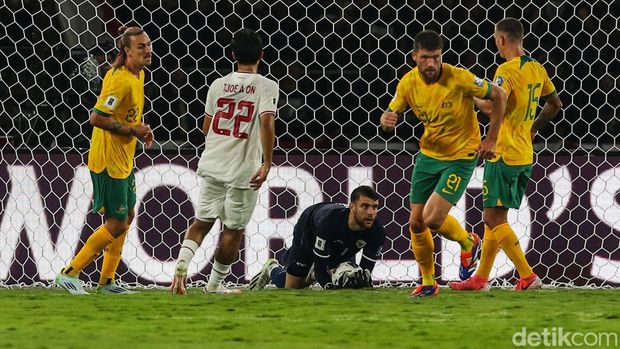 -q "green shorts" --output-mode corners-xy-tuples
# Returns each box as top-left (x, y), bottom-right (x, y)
(483, 159), (532, 209)
(410, 153), (477, 205)
(90, 170), (136, 220)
